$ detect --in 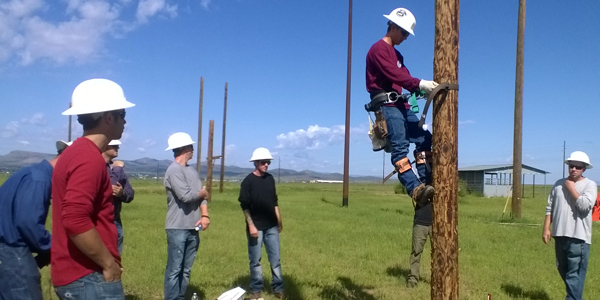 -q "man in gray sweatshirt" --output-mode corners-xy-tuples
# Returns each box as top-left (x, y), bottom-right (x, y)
(163, 132), (209, 300)
(543, 151), (597, 300)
